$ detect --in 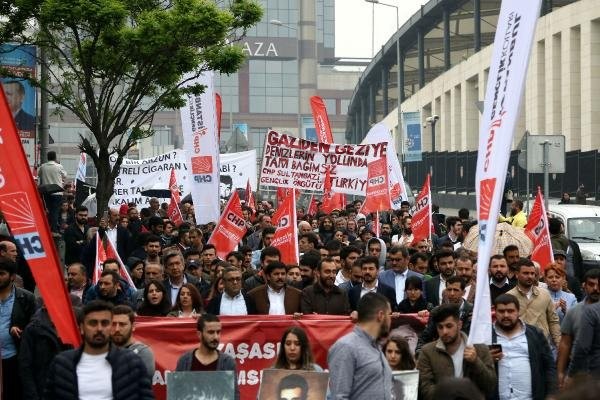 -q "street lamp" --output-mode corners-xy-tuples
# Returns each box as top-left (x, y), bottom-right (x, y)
(426, 115), (439, 184)
(364, 0), (400, 57)
(269, 19), (297, 31)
